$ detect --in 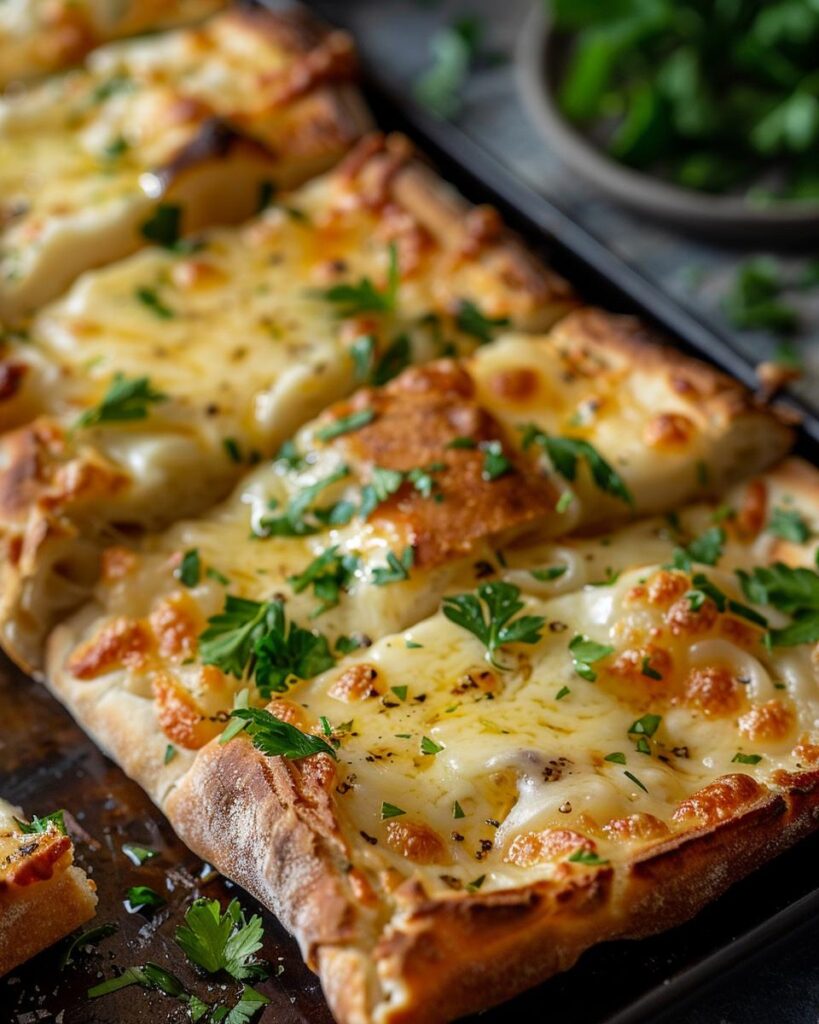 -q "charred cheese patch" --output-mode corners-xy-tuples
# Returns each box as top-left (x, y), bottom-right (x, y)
(0, 798), (97, 976)
(0, 5), (366, 316)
